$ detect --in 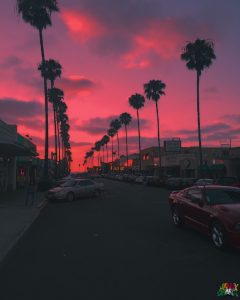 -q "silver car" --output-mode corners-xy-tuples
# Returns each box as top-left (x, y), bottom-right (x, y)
(46, 179), (104, 202)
